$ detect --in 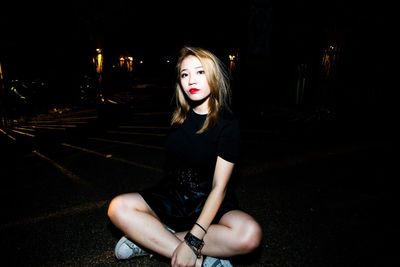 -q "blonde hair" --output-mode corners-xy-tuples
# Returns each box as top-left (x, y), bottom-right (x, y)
(171, 46), (232, 133)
